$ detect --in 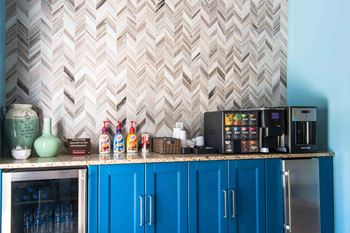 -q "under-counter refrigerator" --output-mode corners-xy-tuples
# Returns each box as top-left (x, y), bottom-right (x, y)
(1, 167), (87, 233)
(282, 159), (321, 233)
